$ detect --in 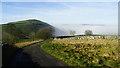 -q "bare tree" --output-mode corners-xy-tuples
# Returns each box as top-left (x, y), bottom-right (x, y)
(85, 30), (93, 36)
(70, 30), (76, 36)
(36, 27), (53, 40)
